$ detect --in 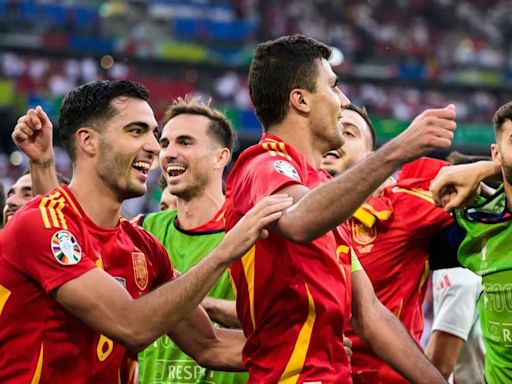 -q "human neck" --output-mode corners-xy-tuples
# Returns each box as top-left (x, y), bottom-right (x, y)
(68, 170), (122, 228)
(175, 184), (225, 230)
(503, 178), (512, 211)
(267, 120), (324, 169)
